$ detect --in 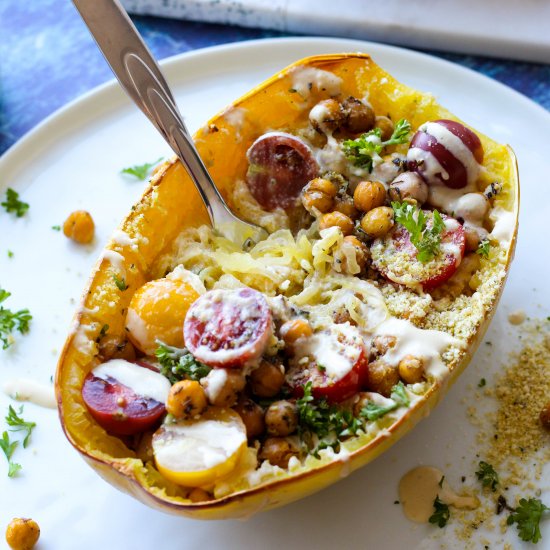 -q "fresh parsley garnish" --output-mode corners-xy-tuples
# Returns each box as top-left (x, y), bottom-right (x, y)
(51, 225), (61, 231)
(7, 250), (13, 258)
(0, 288), (32, 350)
(392, 201), (445, 263)
(429, 496), (451, 528)
(6, 405), (35, 448)
(0, 431), (21, 477)
(343, 119), (411, 172)
(476, 238), (491, 258)
(507, 498), (549, 543)
(475, 461), (499, 491)
(112, 274), (128, 291)
(121, 157), (163, 180)
(478, 378), (487, 388)
(360, 382), (410, 421)
(155, 342), (211, 383)
(1, 188), (29, 217)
